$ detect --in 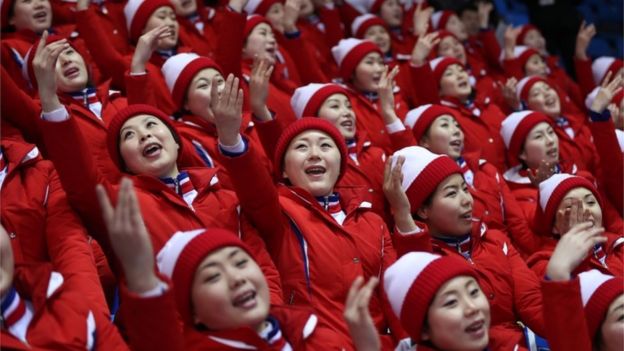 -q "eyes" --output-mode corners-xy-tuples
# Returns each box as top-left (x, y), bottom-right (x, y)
(441, 287), (482, 308)
(121, 120), (158, 141)
(444, 183), (469, 198)
(203, 259), (250, 284)
(294, 142), (334, 151)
